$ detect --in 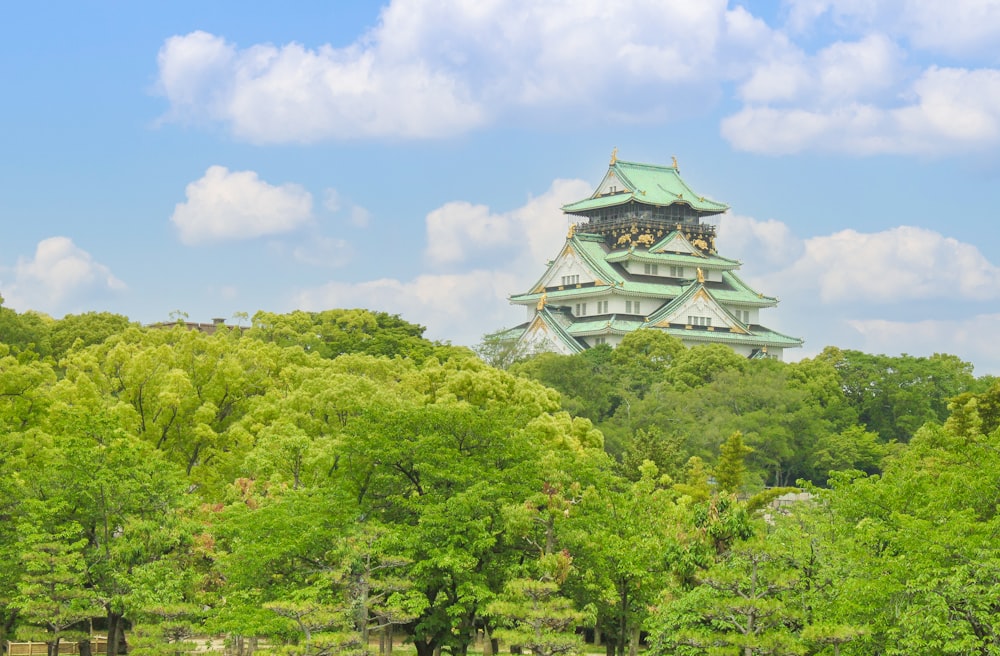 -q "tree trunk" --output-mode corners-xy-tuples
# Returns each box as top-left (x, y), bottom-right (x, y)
(106, 611), (123, 656)
(593, 626), (601, 647)
(414, 639), (437, 656)
(627, 625), (639, 656)
(79, 638), (93, 656)
(483, 625), (493, 656)
(0, 610), (17, 648)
